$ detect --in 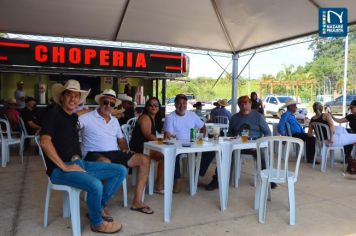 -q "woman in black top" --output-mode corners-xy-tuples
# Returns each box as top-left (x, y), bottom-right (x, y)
(250, 92), (264, 115)
(130, 97), (164, 194)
